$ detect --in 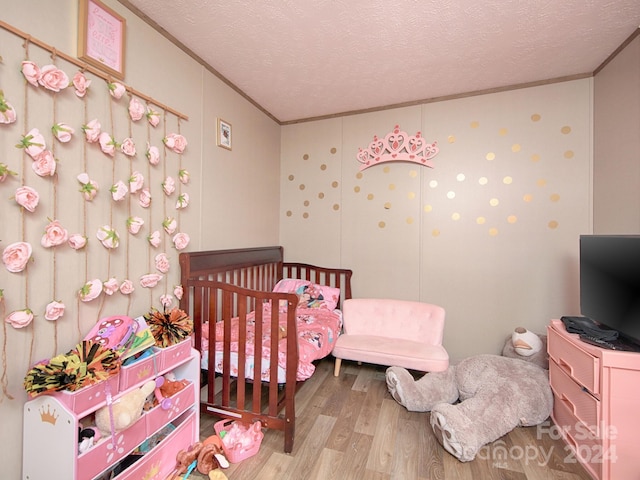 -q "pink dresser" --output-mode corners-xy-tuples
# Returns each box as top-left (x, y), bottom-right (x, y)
(547, 319), (640, 480)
